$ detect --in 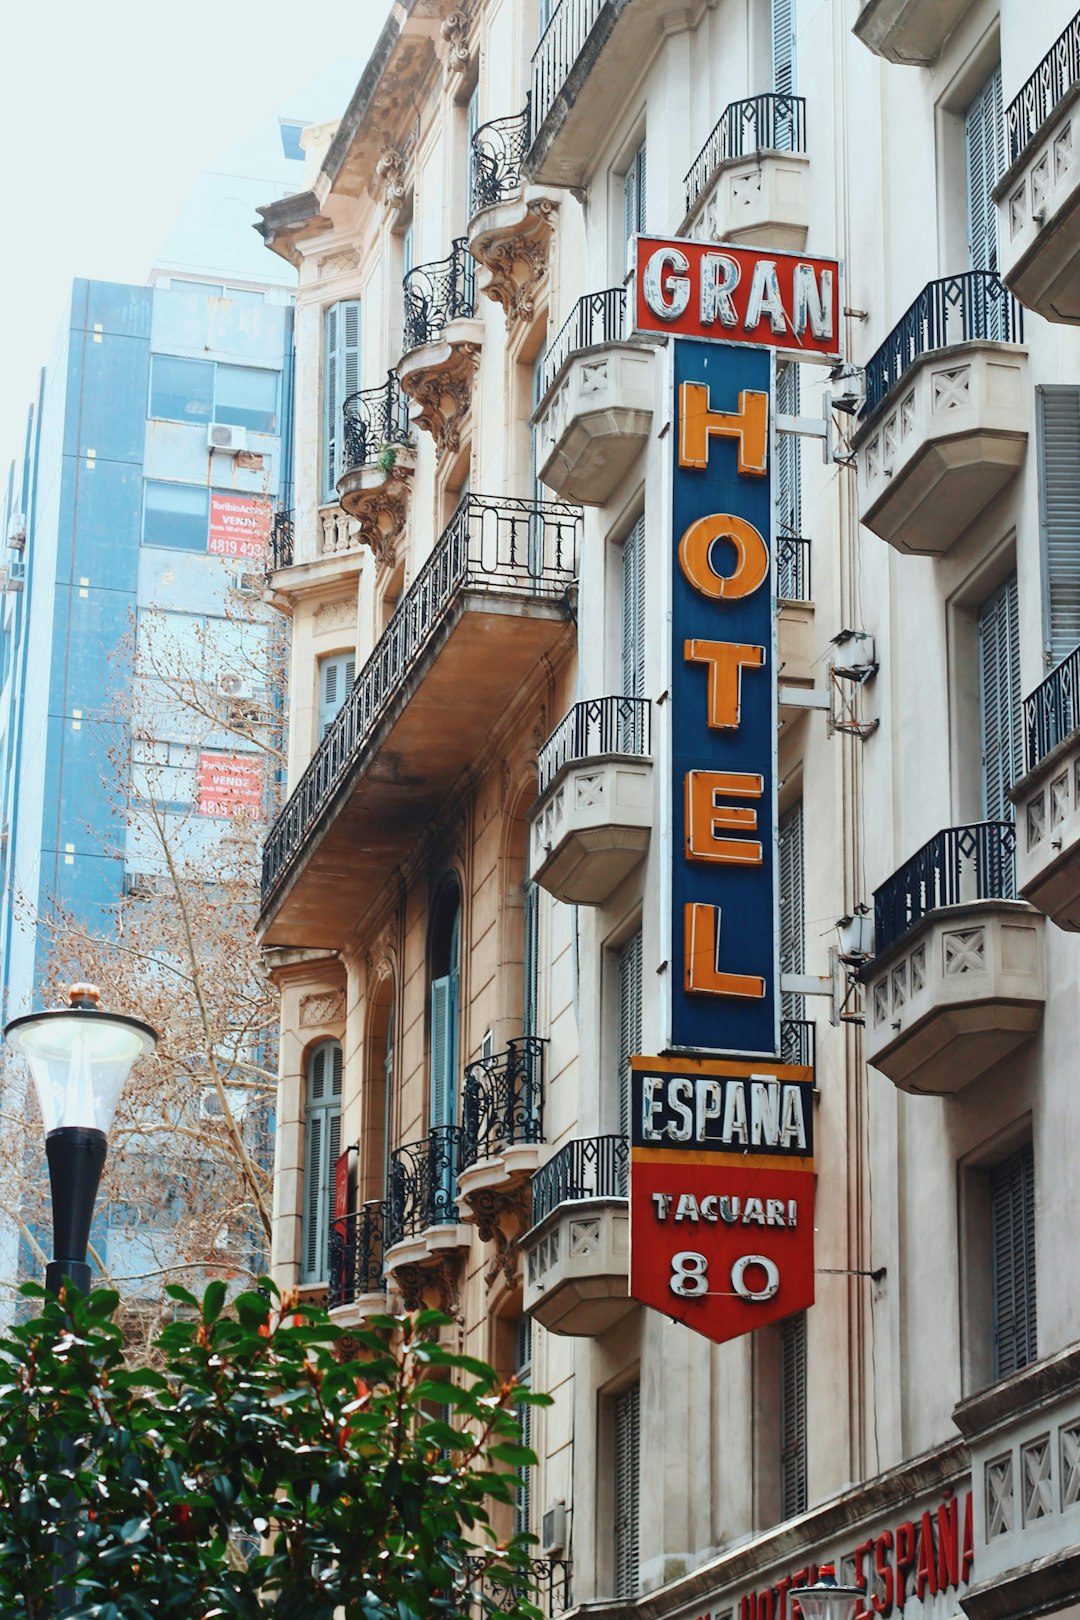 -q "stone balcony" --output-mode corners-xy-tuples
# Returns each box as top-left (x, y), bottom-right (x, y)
(996, 13), (1080, 325)
(777, 538), (815, 705)
(853, 275), (1027, 557)
(335, 372), (416, 566)
(682, 94), (809, 252)
(467, 103), (561, 327)
(262, 504), (365, 618)
(864, 822), (1045, 1096)
(1014, 646), (1080, 929)
(398, 238), (483, 455)
(522, 1135), (632, 1338)
(530, 696), (652, 907)
(852, 0), (976, 64)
